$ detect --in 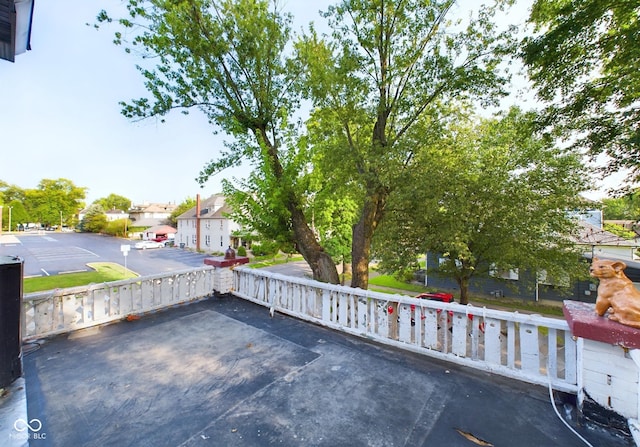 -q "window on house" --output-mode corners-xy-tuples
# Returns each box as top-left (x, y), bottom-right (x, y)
(220, 235), (223, 247)
(489, 265), (519, 281)
(205, 221), (210, 229)
(438, 257), (462, 268)
(192, 235), (197, 244)
(537, 270), (570, 288)
(205, 235), (210, 246)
